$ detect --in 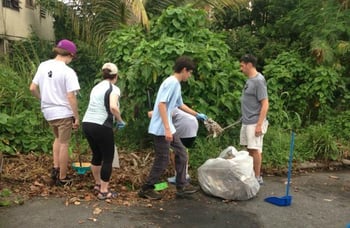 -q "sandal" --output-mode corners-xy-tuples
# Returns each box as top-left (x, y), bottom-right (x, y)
(93, 184), (101, 194)
(97, 190), (118, 200)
